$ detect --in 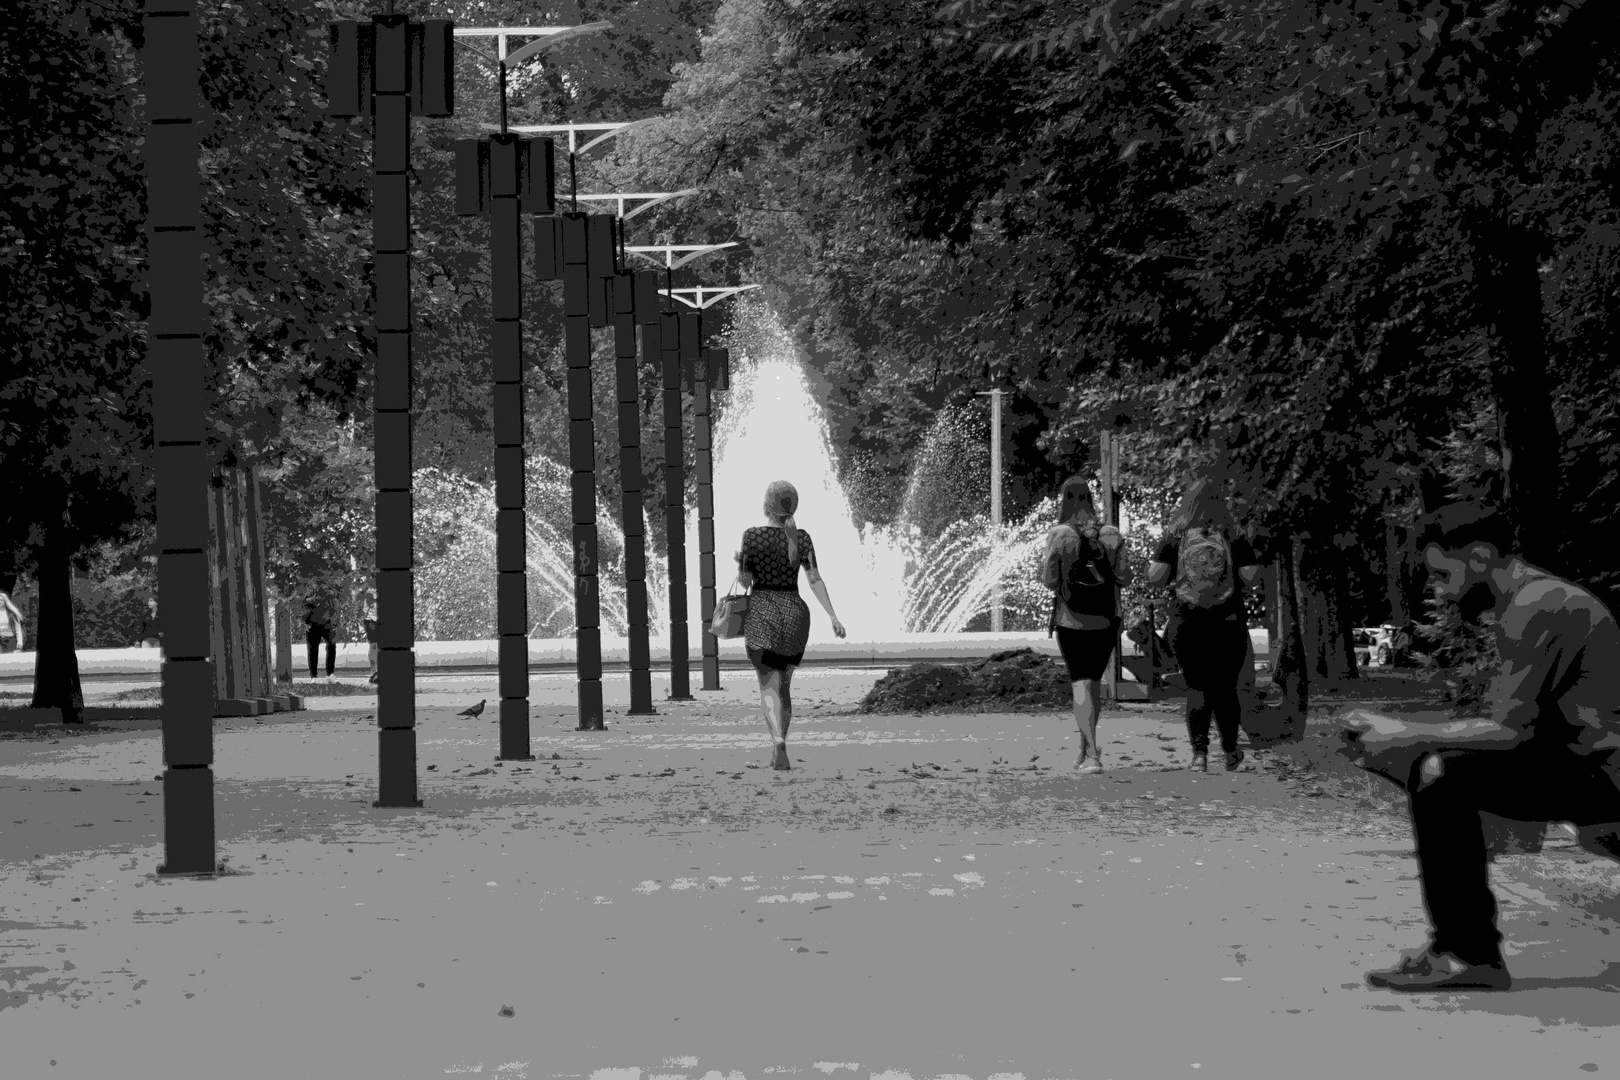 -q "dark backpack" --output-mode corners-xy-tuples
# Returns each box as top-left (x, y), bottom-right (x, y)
(1173, 526), (1235, 609)
(1051, 524), (1117, 624)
